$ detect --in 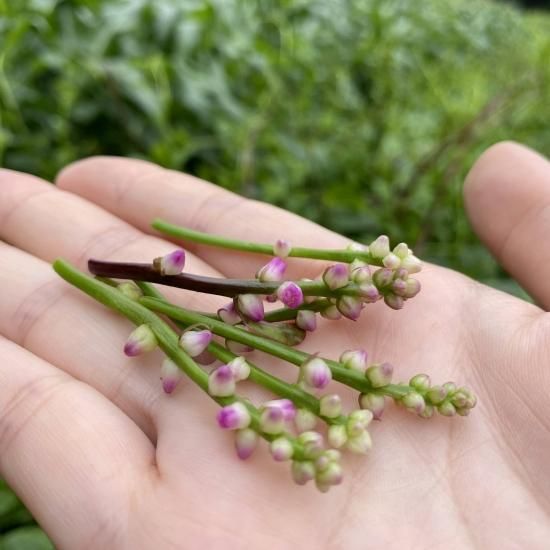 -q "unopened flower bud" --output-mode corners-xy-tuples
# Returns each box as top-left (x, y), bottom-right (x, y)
(291, 460), (315, 485)
(358, 393), (385, 420)
(366, 362), (393, 388)
(235, 428), (258, 460)
(402, 391), (426, 414)
(336, 296), (363, 321)
(301, 357), (332, 390)
(208, 365), (236, 397)
(347, 409), (373, 436)
(270, 437), (294, 461)
(393, 243), (410, 259)
(359, 283), (380, 302)
(237, 294), (265, 322)
(443, 382), (457, 394)
(320, 304), (342, 320)
(351, 266), (372, 284)
(419, 404), (434, 419)
(295, 408), (317, 432)
(276, 281), (304, 308)
(124, 324), (157, 357)
(217, 302), (241, 325)
(227, 356), (251, 381)
(179, 329), (212, 357)
(400, 254), (422, 274)
(273, 239), (292, 258)
(319, 394), (342, 418)
(345, 430), (373, 454)
(369, 235), (390, 258)
(160, 358), (183, 394)
(372, 268), (394, 289)
(322, 264), (349, 290)
(404, 278), (421, 298)
(256, 257), (287, 282)
(217, 402), (251, 430)
(259, 404), (285, 435)
(426, 385), (447, 405)
(409, 373), (431, 392)
(383, 253), (401, 269)
(391, 278), (408, 297)
(298, 431), (324, 459)
(340, 349), (367, 373)
(296, 310), (317, 332)
(384, 293), (404, 310)
(328, 424), (348, 448)
(315, 461), (343, 489)
(438, 401), (456, 417)
(153, 249), (186, 275)
(263, 399), (296, 421)
(117, 282), (142, 301)
(315, 449), (342, 472)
